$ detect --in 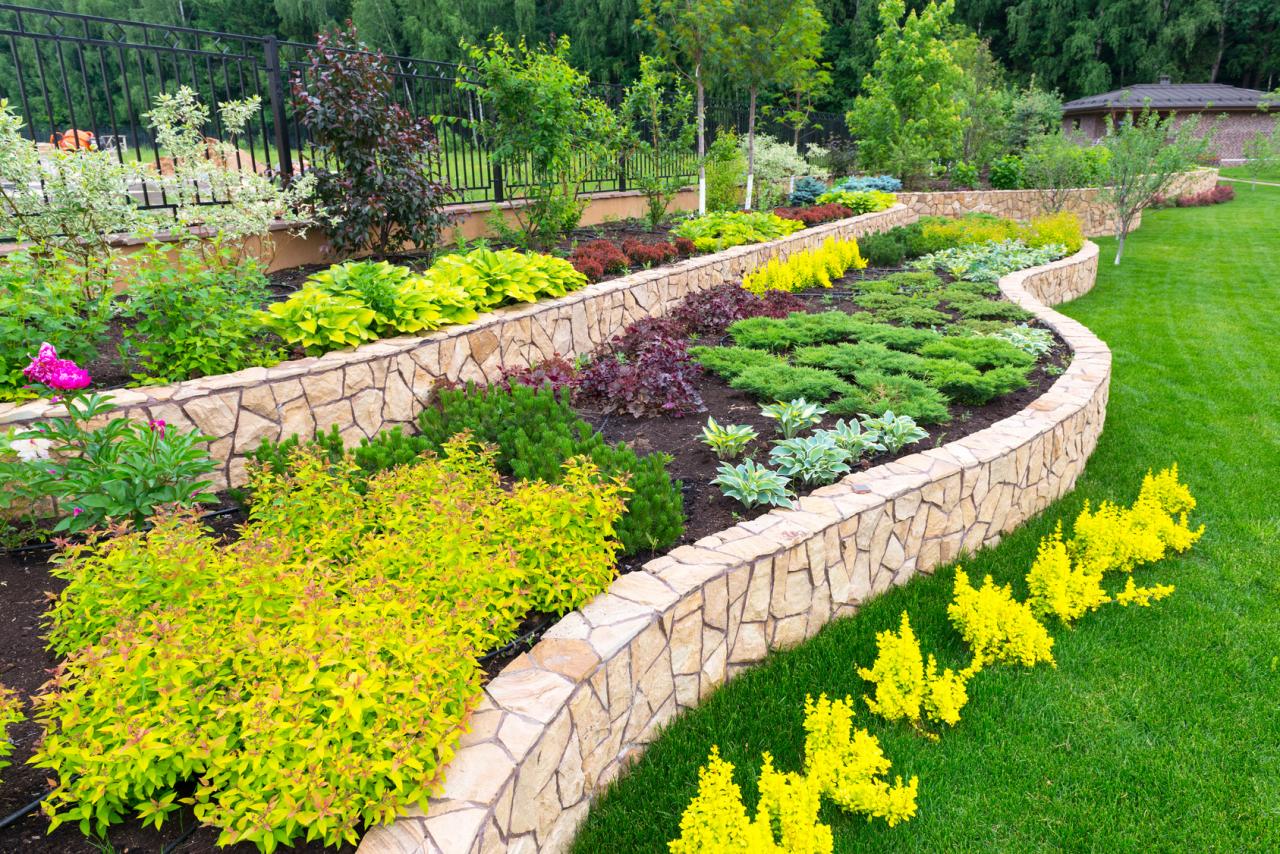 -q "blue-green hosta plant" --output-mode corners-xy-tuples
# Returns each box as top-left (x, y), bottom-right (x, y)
(768, 435), (852, 487)
(700, 417), (758, 461)
(987, 324), (1054, 357)
(760, 398), (827, 439)
(711, 459), (794, 509)
(860, 410), (929, 454)
(816, 418), (886, 461)
(912, 239), (1066, 283)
